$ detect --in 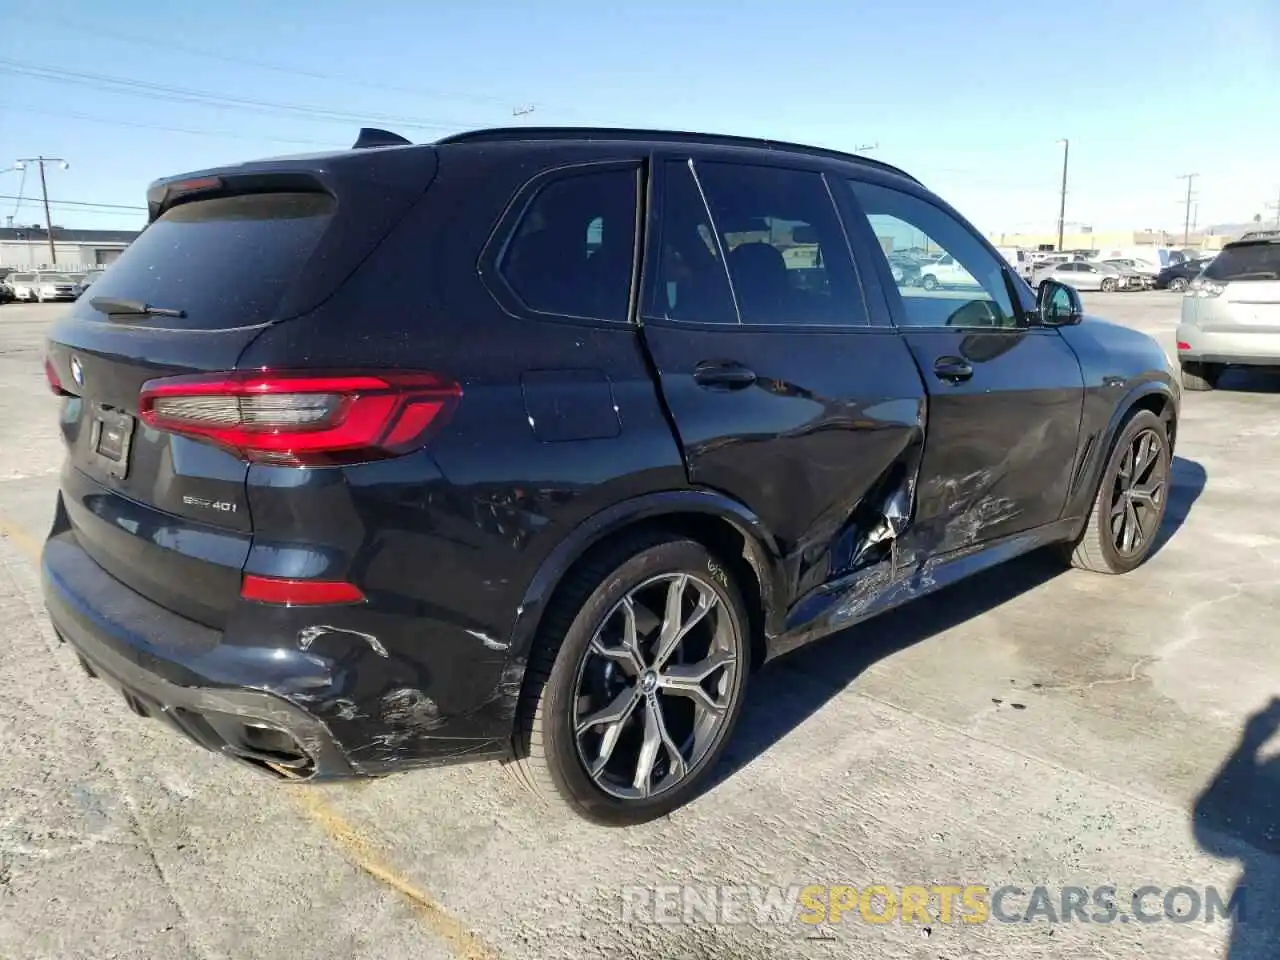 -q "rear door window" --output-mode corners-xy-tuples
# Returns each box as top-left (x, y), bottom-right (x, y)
(78, 192), (335, 329)
(1203, 243), (1280, 283)
(694, 161), (868, 327)
(643, 160), (739, 325)
(497, 166), (638, 322)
